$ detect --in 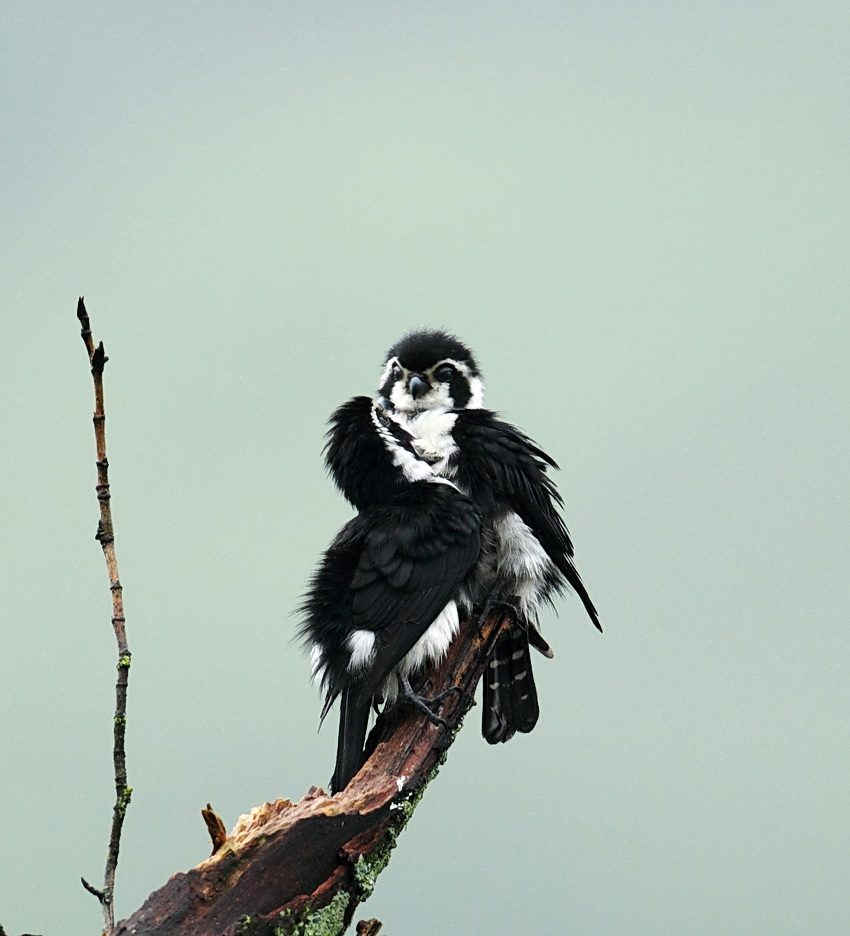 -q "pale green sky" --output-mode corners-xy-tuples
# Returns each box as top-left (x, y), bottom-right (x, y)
(2, 3), (849, 935)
